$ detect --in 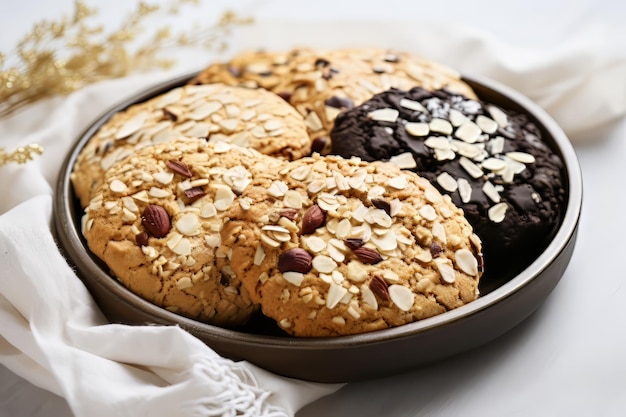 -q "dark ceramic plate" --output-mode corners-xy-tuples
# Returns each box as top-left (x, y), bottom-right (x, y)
(53, 72), (582, 383)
